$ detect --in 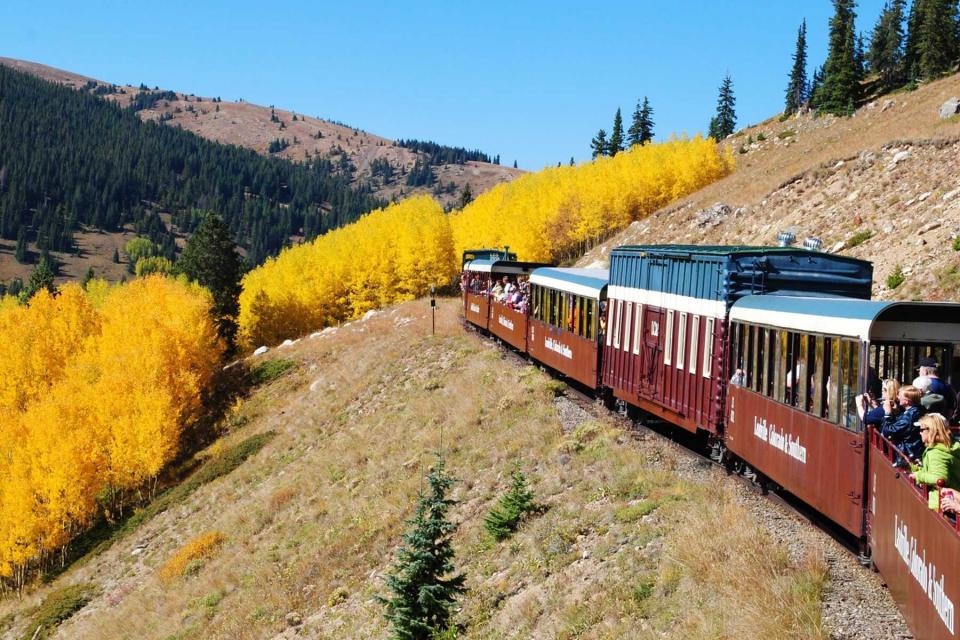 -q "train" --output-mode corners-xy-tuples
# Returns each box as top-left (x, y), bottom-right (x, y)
(461, 244), (960, 640)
